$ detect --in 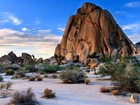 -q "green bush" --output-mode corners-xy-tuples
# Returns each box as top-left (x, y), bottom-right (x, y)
(25, 65), (36, 72)
(43, 64), (63, 73)
(60, 68), (84, 83)
(99, 57), (140, 93)
(6, 69), (15, 75)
